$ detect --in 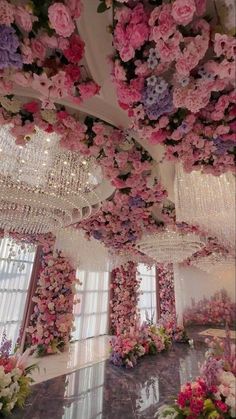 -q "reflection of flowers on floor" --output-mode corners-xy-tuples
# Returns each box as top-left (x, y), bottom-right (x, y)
(0, 332), (36, 416)
(183, 289), (236, 328)
(157, 329), (236, 418)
